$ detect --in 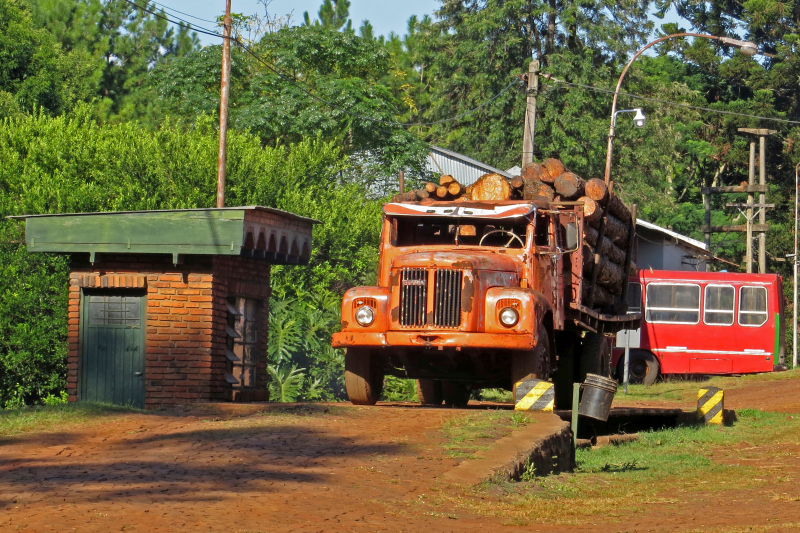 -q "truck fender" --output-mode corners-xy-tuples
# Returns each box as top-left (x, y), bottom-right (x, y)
(484, 287), (554, 343)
